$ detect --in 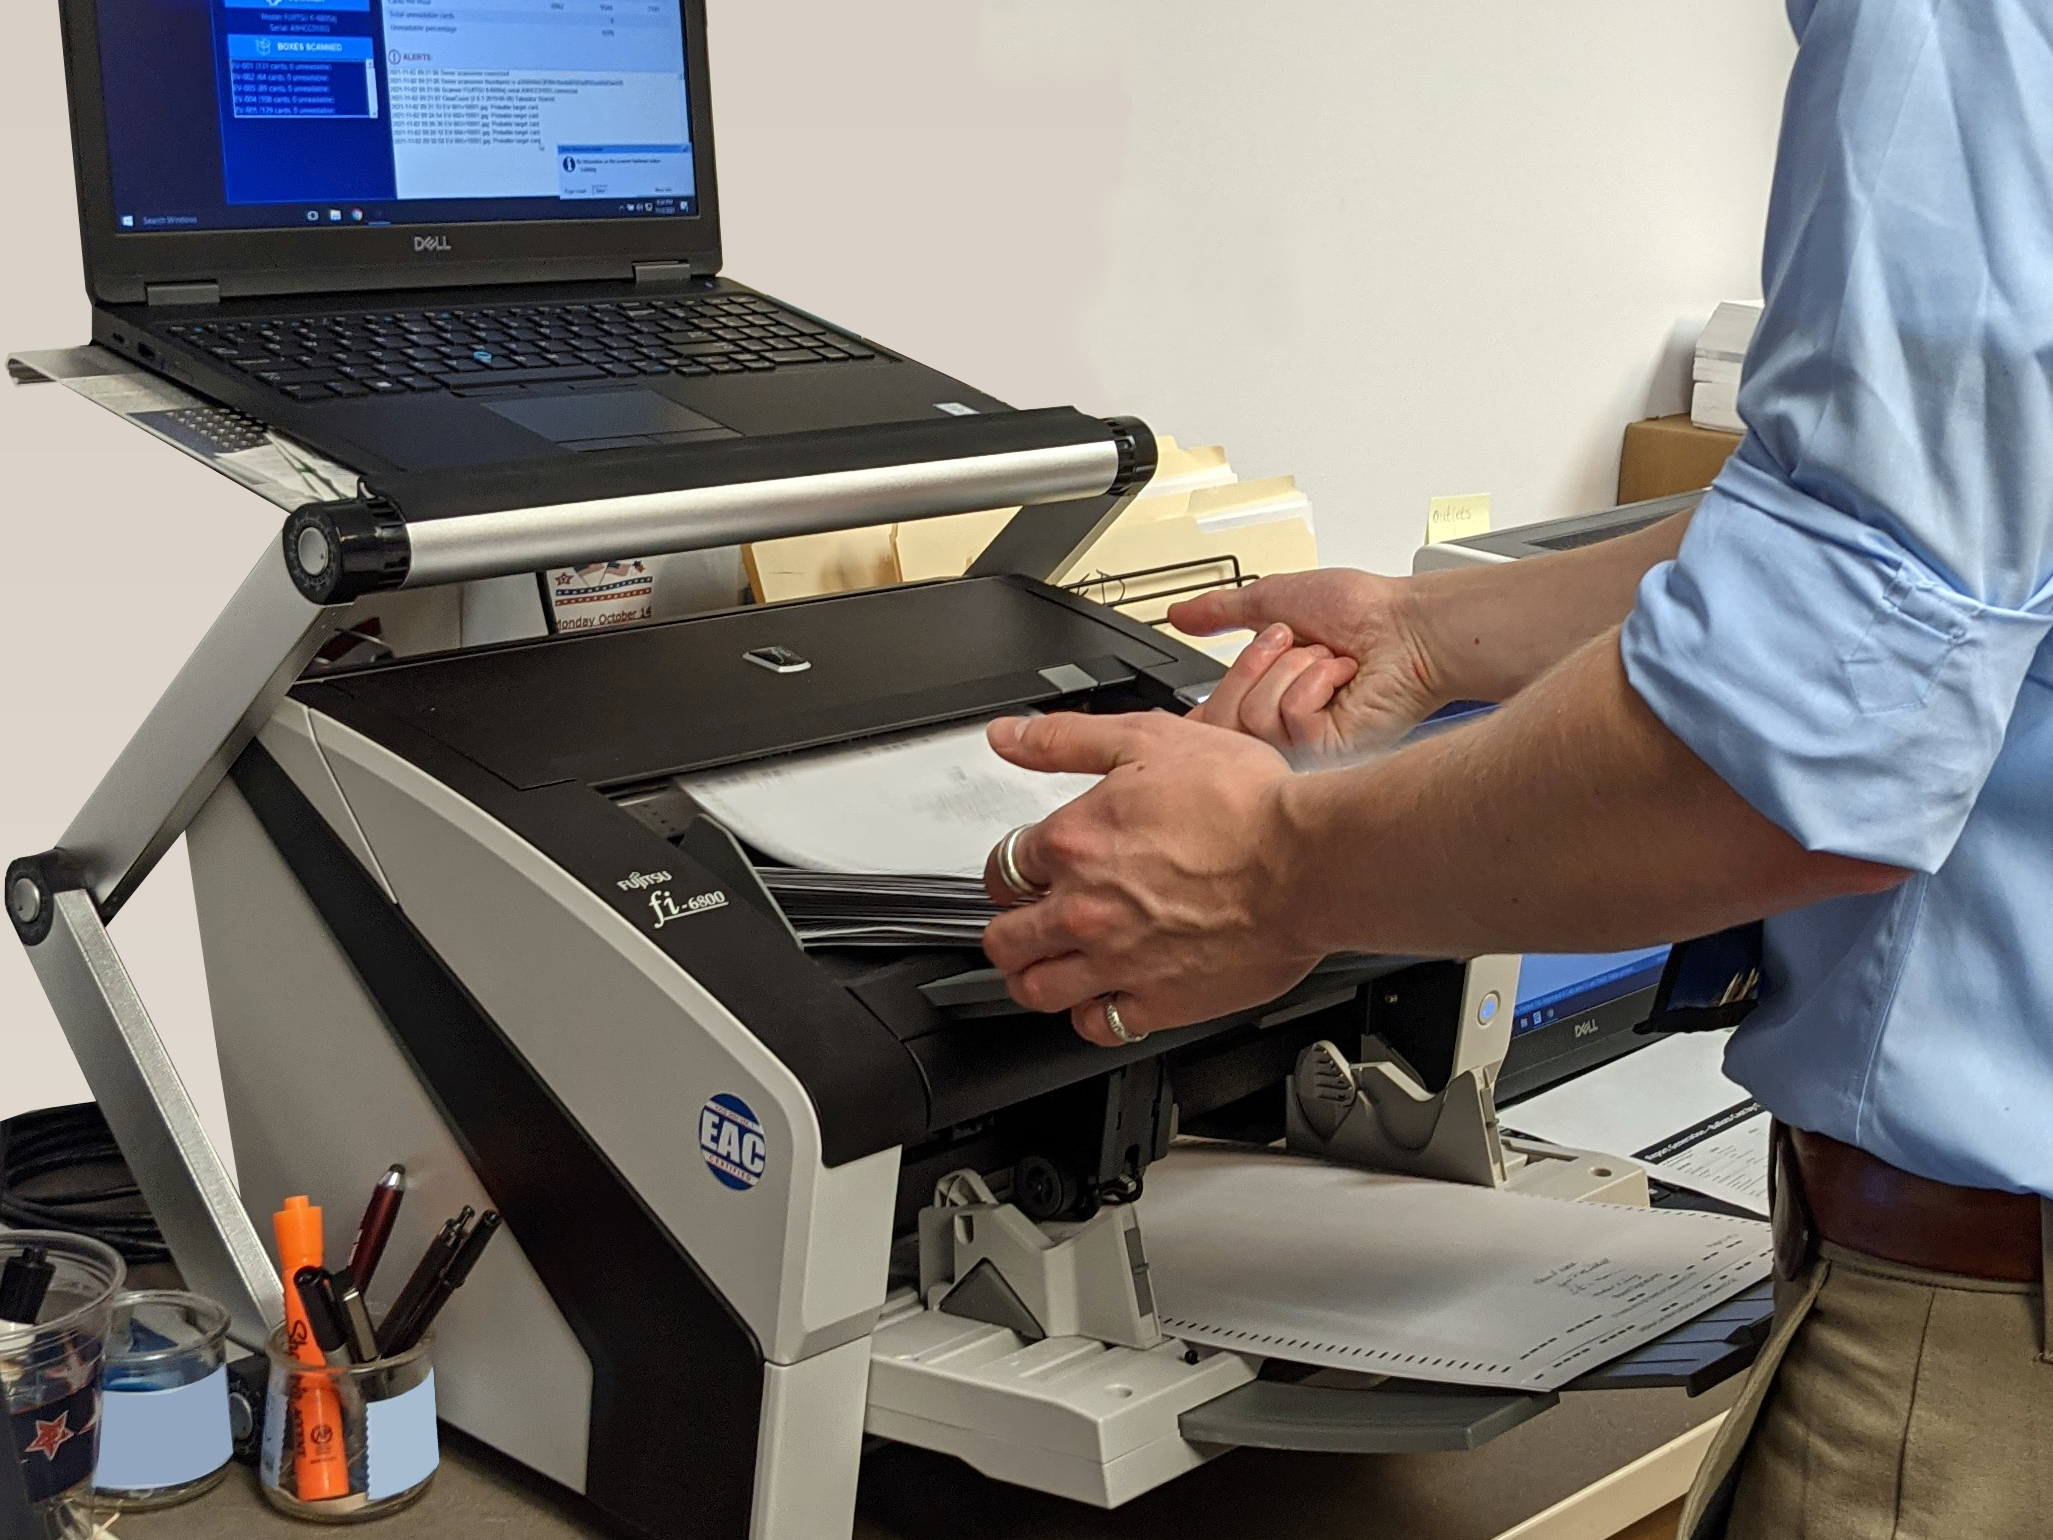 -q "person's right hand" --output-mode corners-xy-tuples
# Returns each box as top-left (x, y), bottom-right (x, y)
(1169, 569), (1442, 760)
